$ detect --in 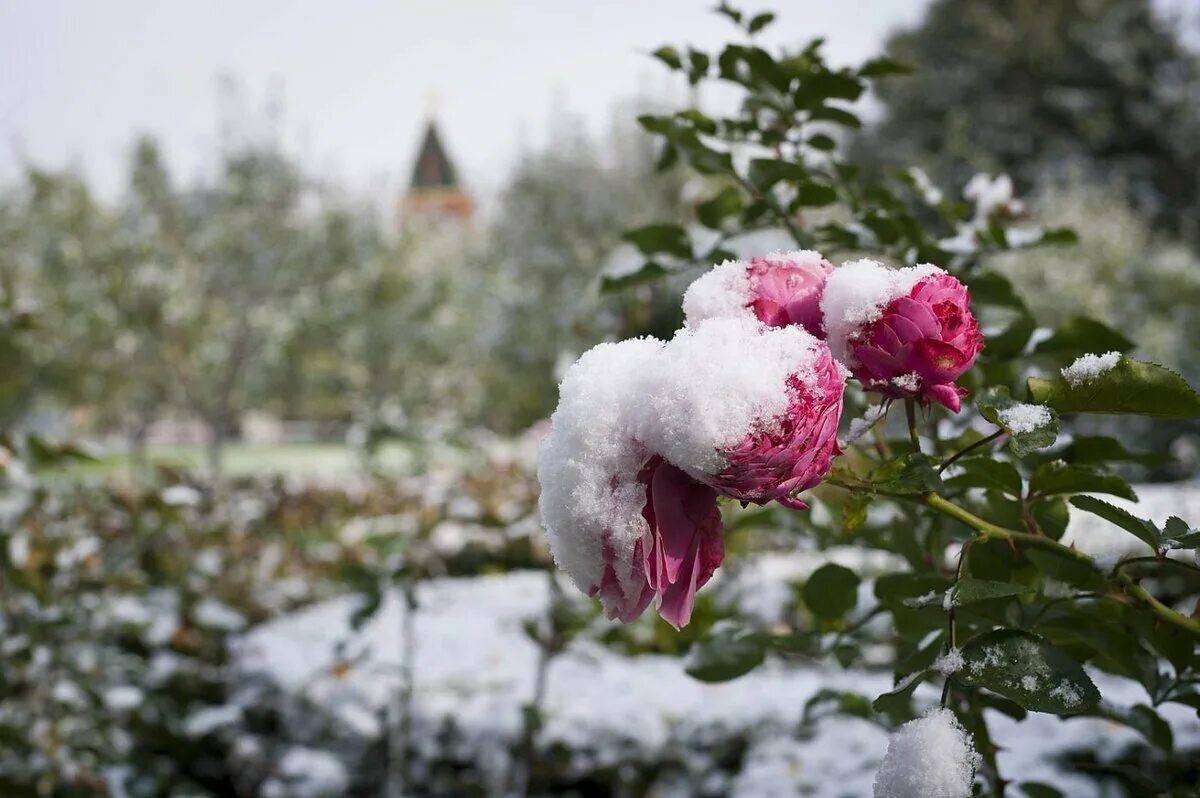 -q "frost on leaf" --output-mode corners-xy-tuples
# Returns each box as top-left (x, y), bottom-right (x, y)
(1061, 351), (1121, 387)
(997, 403), (1052, 435)
(872, 707), (977, 798)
